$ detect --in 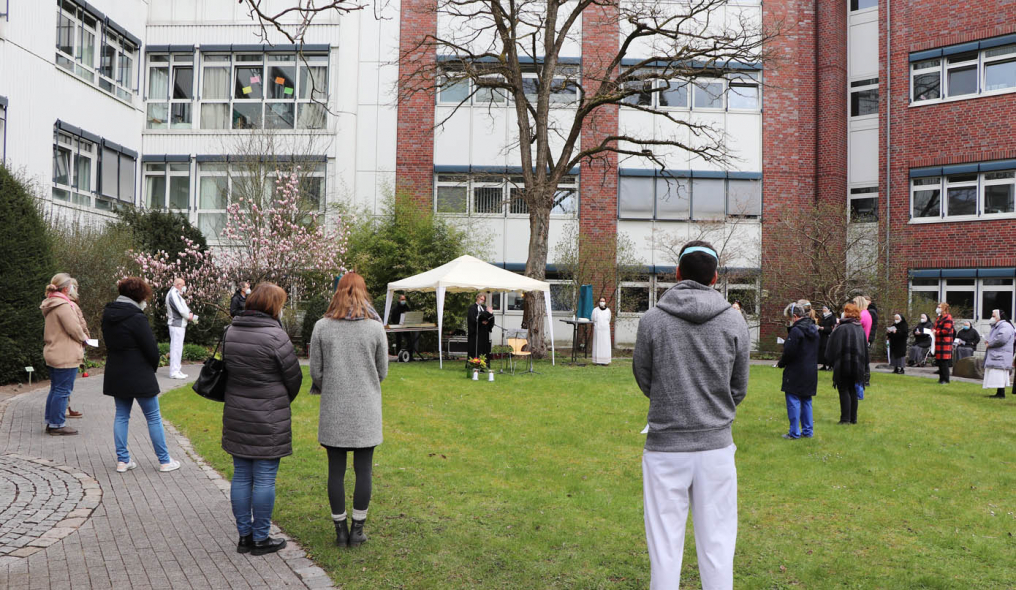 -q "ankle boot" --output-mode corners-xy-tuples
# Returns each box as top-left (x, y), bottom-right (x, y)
(236, 534), (254, 554)
(251, 537), (287, 556)
(334, 519), (349, 546)
(349, 519), (368, 547)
